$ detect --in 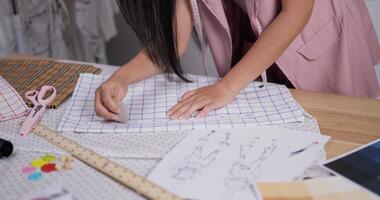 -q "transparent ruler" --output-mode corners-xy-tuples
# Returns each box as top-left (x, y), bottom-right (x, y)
(33, 124), (182, 200)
